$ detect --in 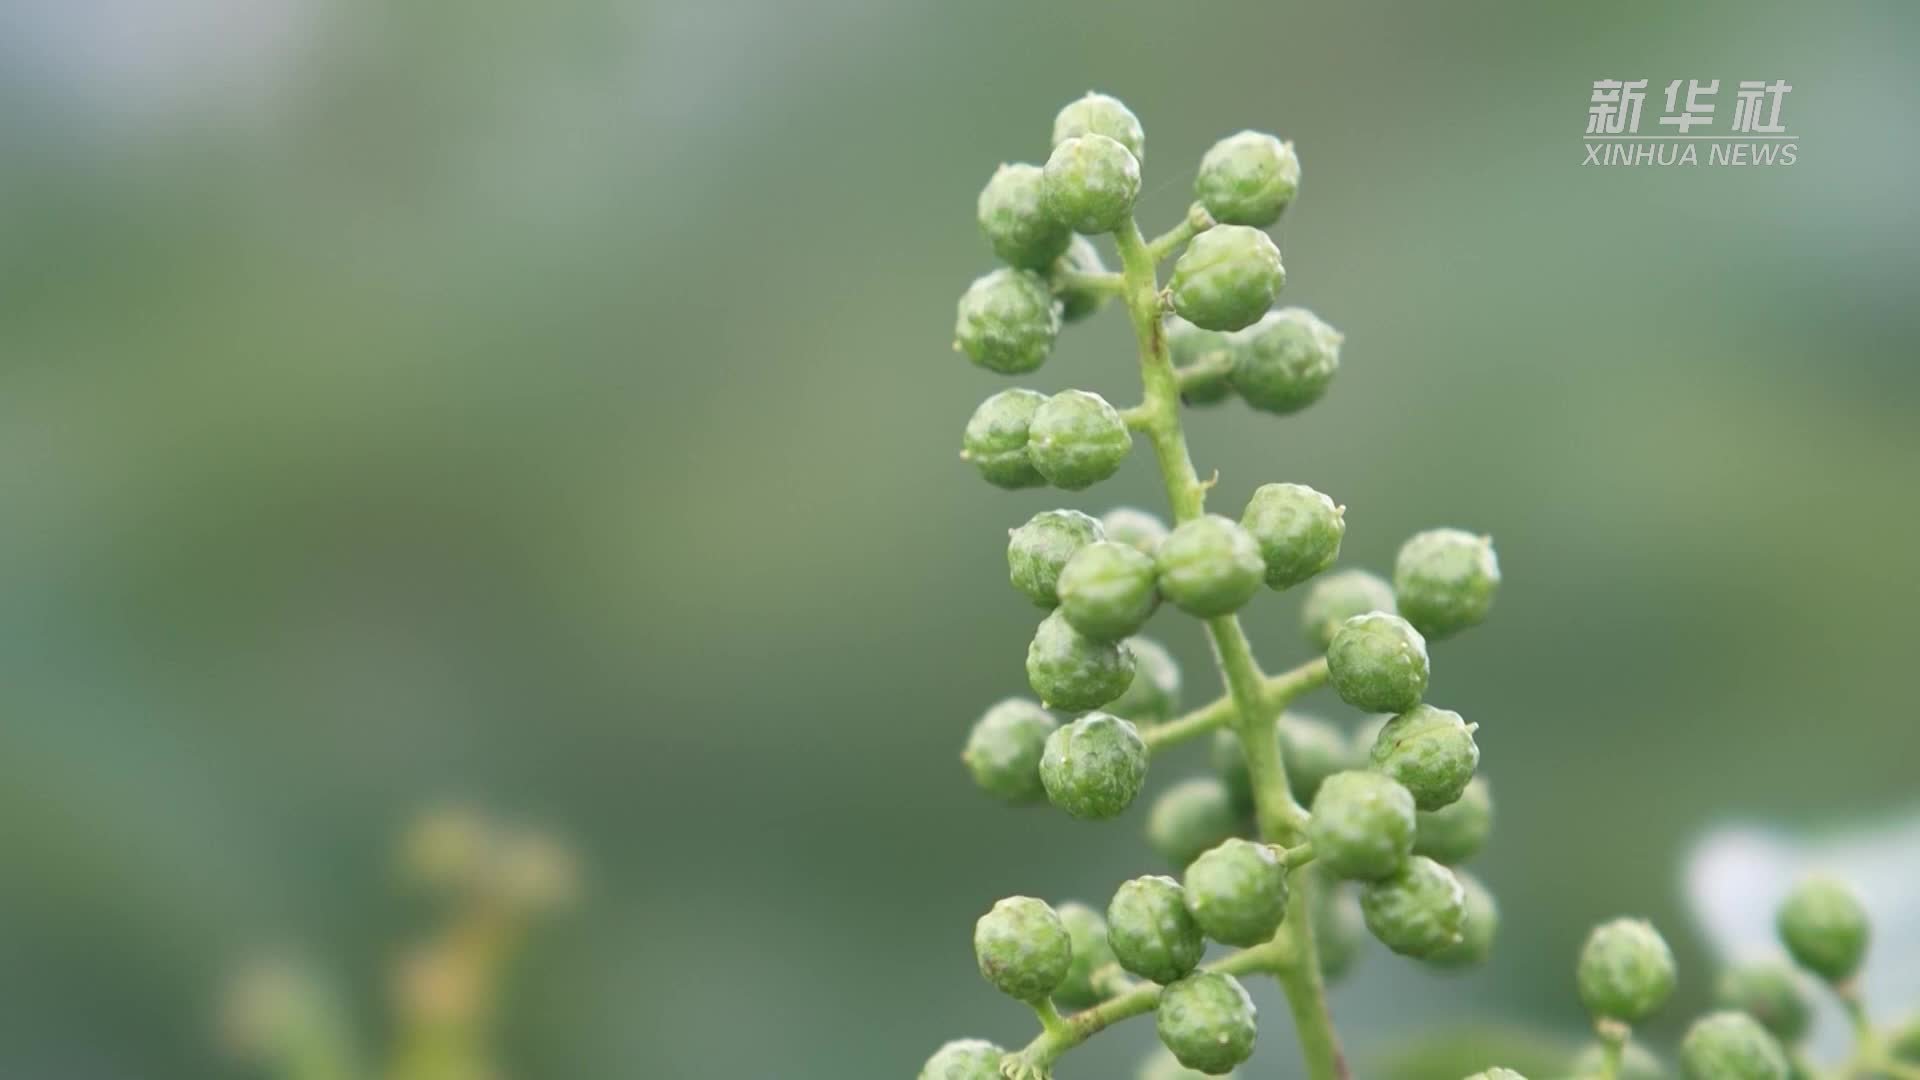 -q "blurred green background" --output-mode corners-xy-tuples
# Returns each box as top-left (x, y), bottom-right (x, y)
(3, 1), (1917, 1076)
